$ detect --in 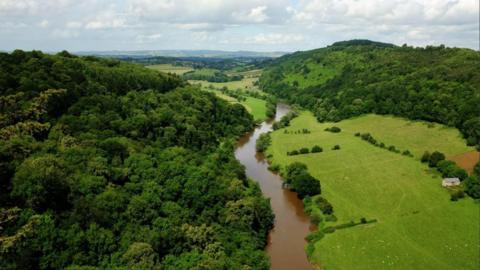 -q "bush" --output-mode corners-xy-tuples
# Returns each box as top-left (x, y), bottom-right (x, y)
(311, 145), (323, 153)
(285, 162), (321, 198)
(299, 147), (310, 154)
(268, 164), (281, 173)
(421, 151), (431, 163)
(332, 145), (341, 150)
(464, 176), (480, 199)
(450, 190), (465, 201)
(310, 212), (323, 225)
(437, 160), (468, 180)
(428, 151), (445, 167)
(325, 126), (341, 133)
(314, 196), (334, 215)
(402, 150), (412, 156)
(323, 227), (336, 233)
(354, 132), (360, 137)
(256, 133), (271, 152)
(360, 217), (367, 224)
(289, 150), (299, 156)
